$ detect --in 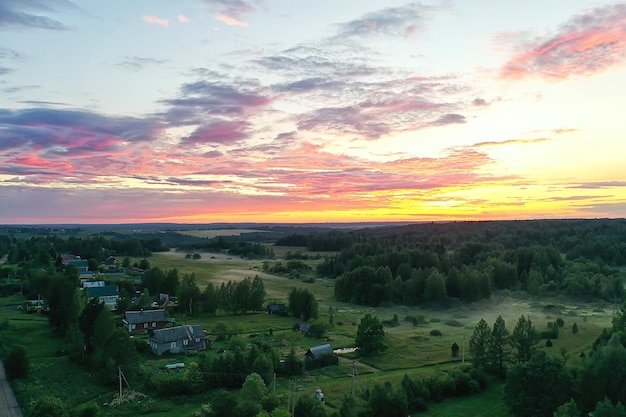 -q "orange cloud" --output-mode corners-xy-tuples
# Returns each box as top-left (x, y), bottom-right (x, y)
(502, 4), (626, 79)
(143, 15), (169, 27)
